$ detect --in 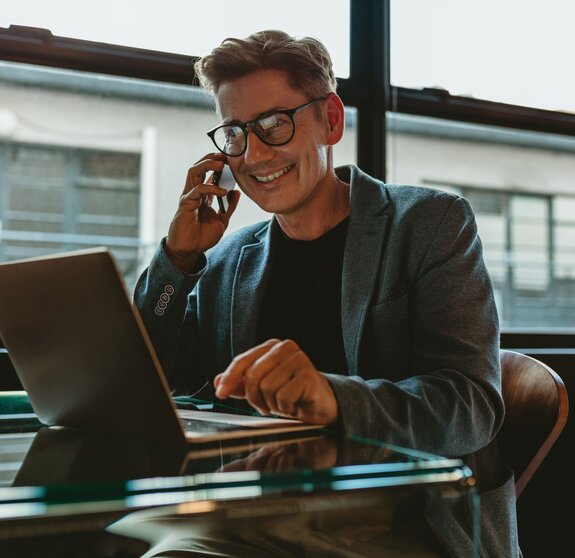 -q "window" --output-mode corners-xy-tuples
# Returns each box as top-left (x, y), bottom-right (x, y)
(391, 0), (575, 113)
(0, 142), (141, 285)
(387, 113), (575, 328)
(554, 197), (575, 280)
(0, 0), (350, 78)
(2, 0), (575, 331)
